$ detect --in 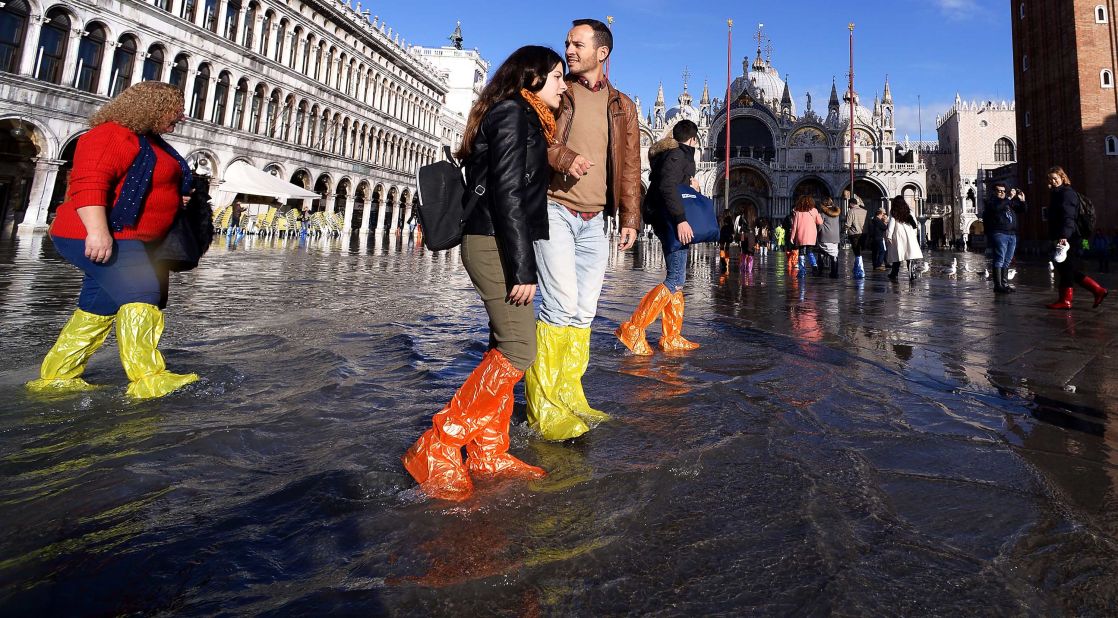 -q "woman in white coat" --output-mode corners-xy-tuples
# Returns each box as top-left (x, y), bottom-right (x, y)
(886, 196), (924, 280)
